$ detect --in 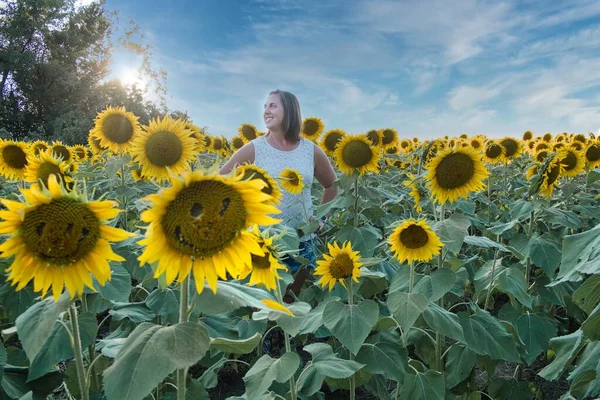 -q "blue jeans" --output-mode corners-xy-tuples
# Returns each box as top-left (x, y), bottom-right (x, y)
(281, 240), (316, 273)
